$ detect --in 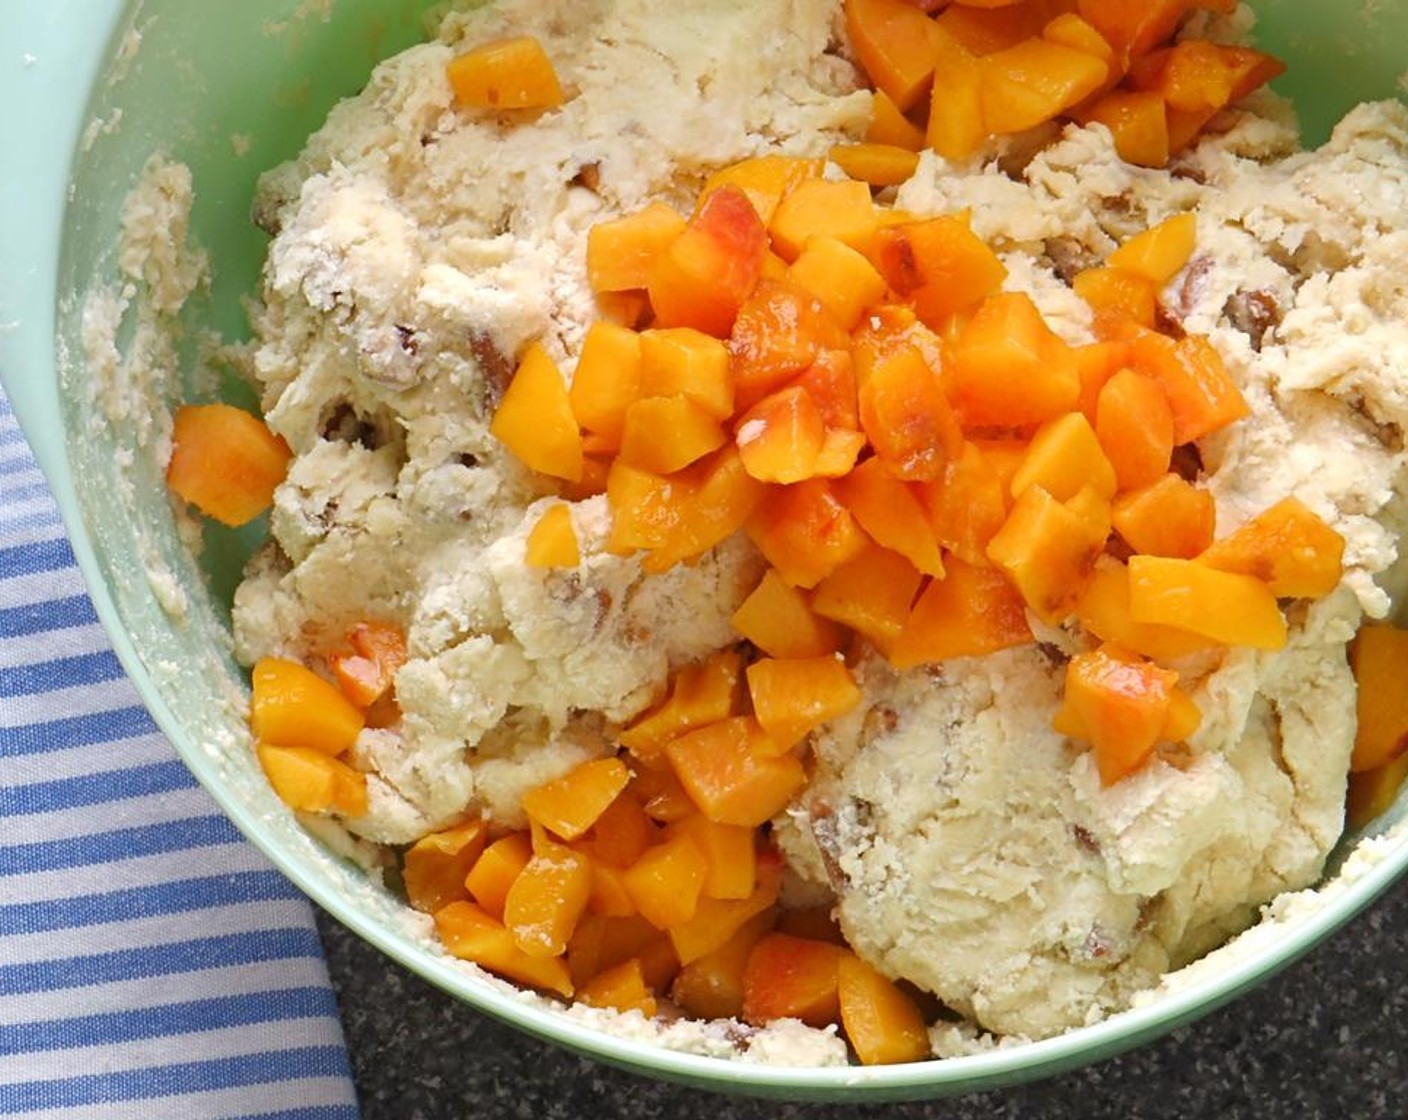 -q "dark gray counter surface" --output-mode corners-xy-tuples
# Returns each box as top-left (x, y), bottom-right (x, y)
(317, 874), (1408, 1120)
